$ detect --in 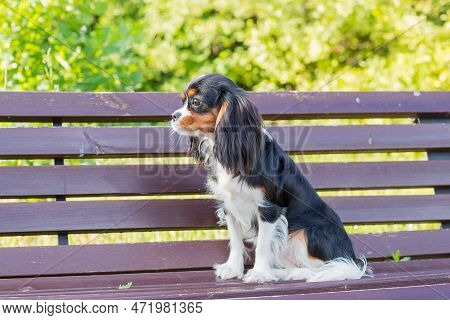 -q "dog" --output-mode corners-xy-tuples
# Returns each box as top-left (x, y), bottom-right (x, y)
(171, 74), (371, 283)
